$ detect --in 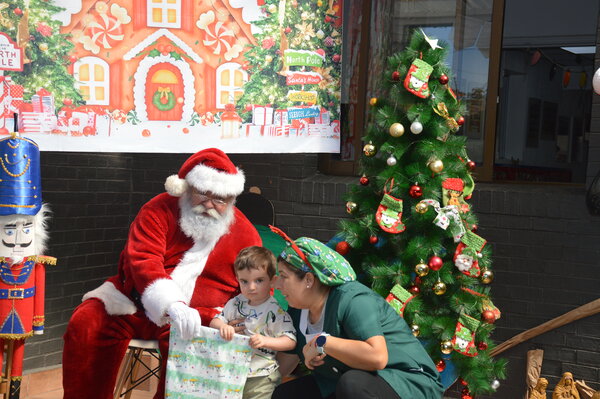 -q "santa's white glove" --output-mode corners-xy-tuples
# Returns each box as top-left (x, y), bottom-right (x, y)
(167, 302), (202, 340)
